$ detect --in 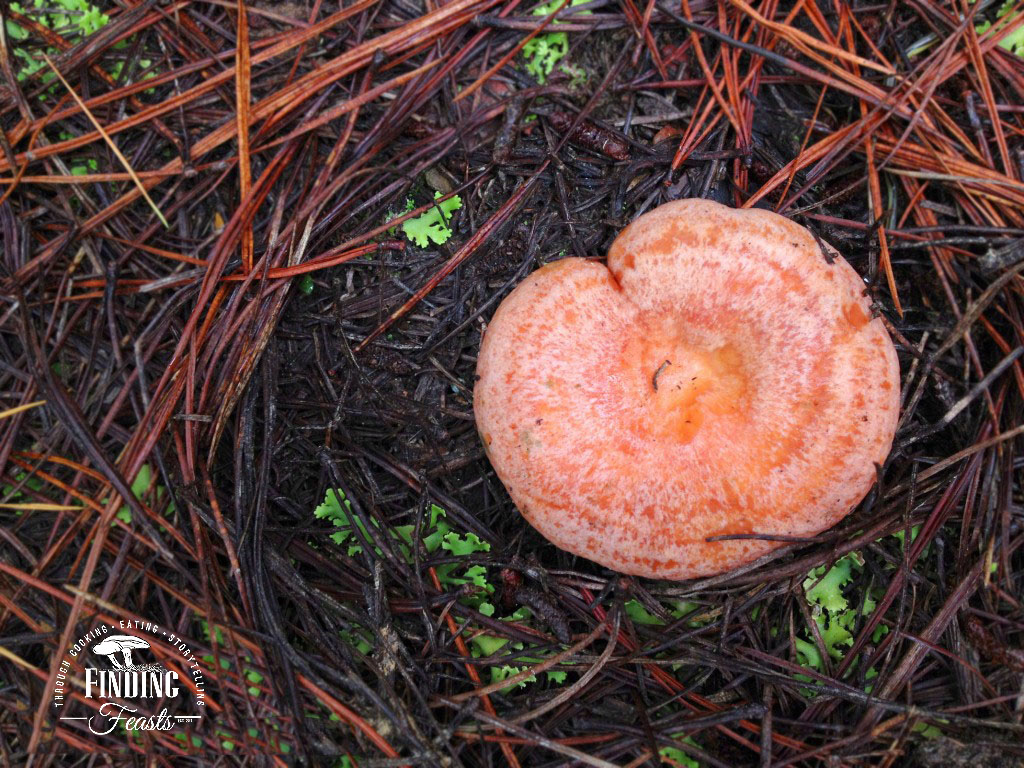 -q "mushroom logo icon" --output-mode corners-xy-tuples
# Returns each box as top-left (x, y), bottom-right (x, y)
(91, 634), (154, 671)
